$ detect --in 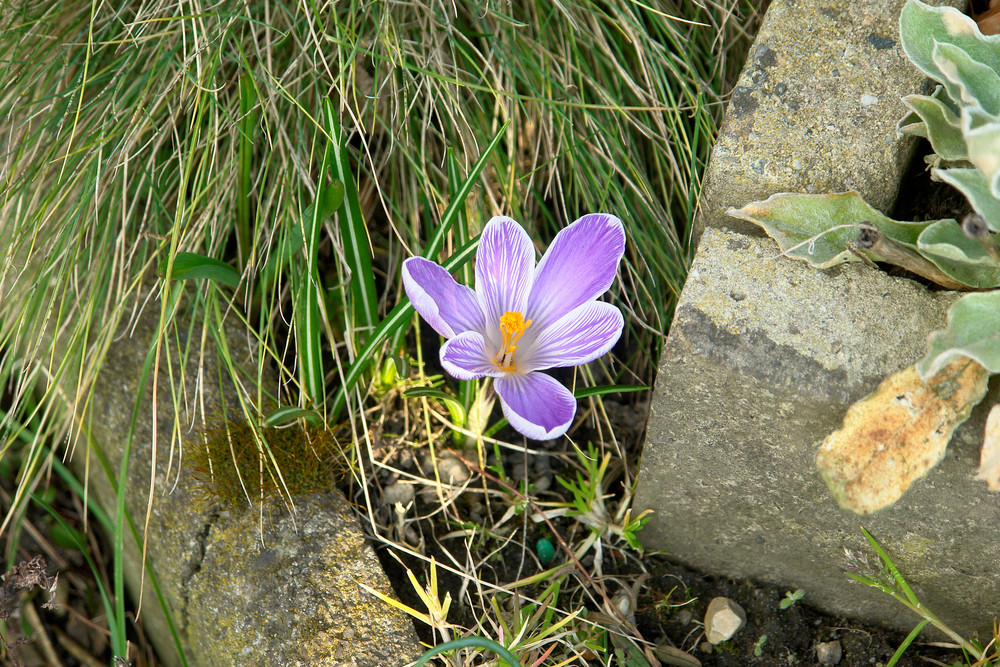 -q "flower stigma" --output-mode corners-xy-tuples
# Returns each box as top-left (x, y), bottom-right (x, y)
(494, 311), (532, 372)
